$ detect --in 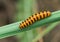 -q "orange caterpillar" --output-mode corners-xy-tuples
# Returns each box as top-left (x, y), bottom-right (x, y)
(19, 11), (51, 29)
